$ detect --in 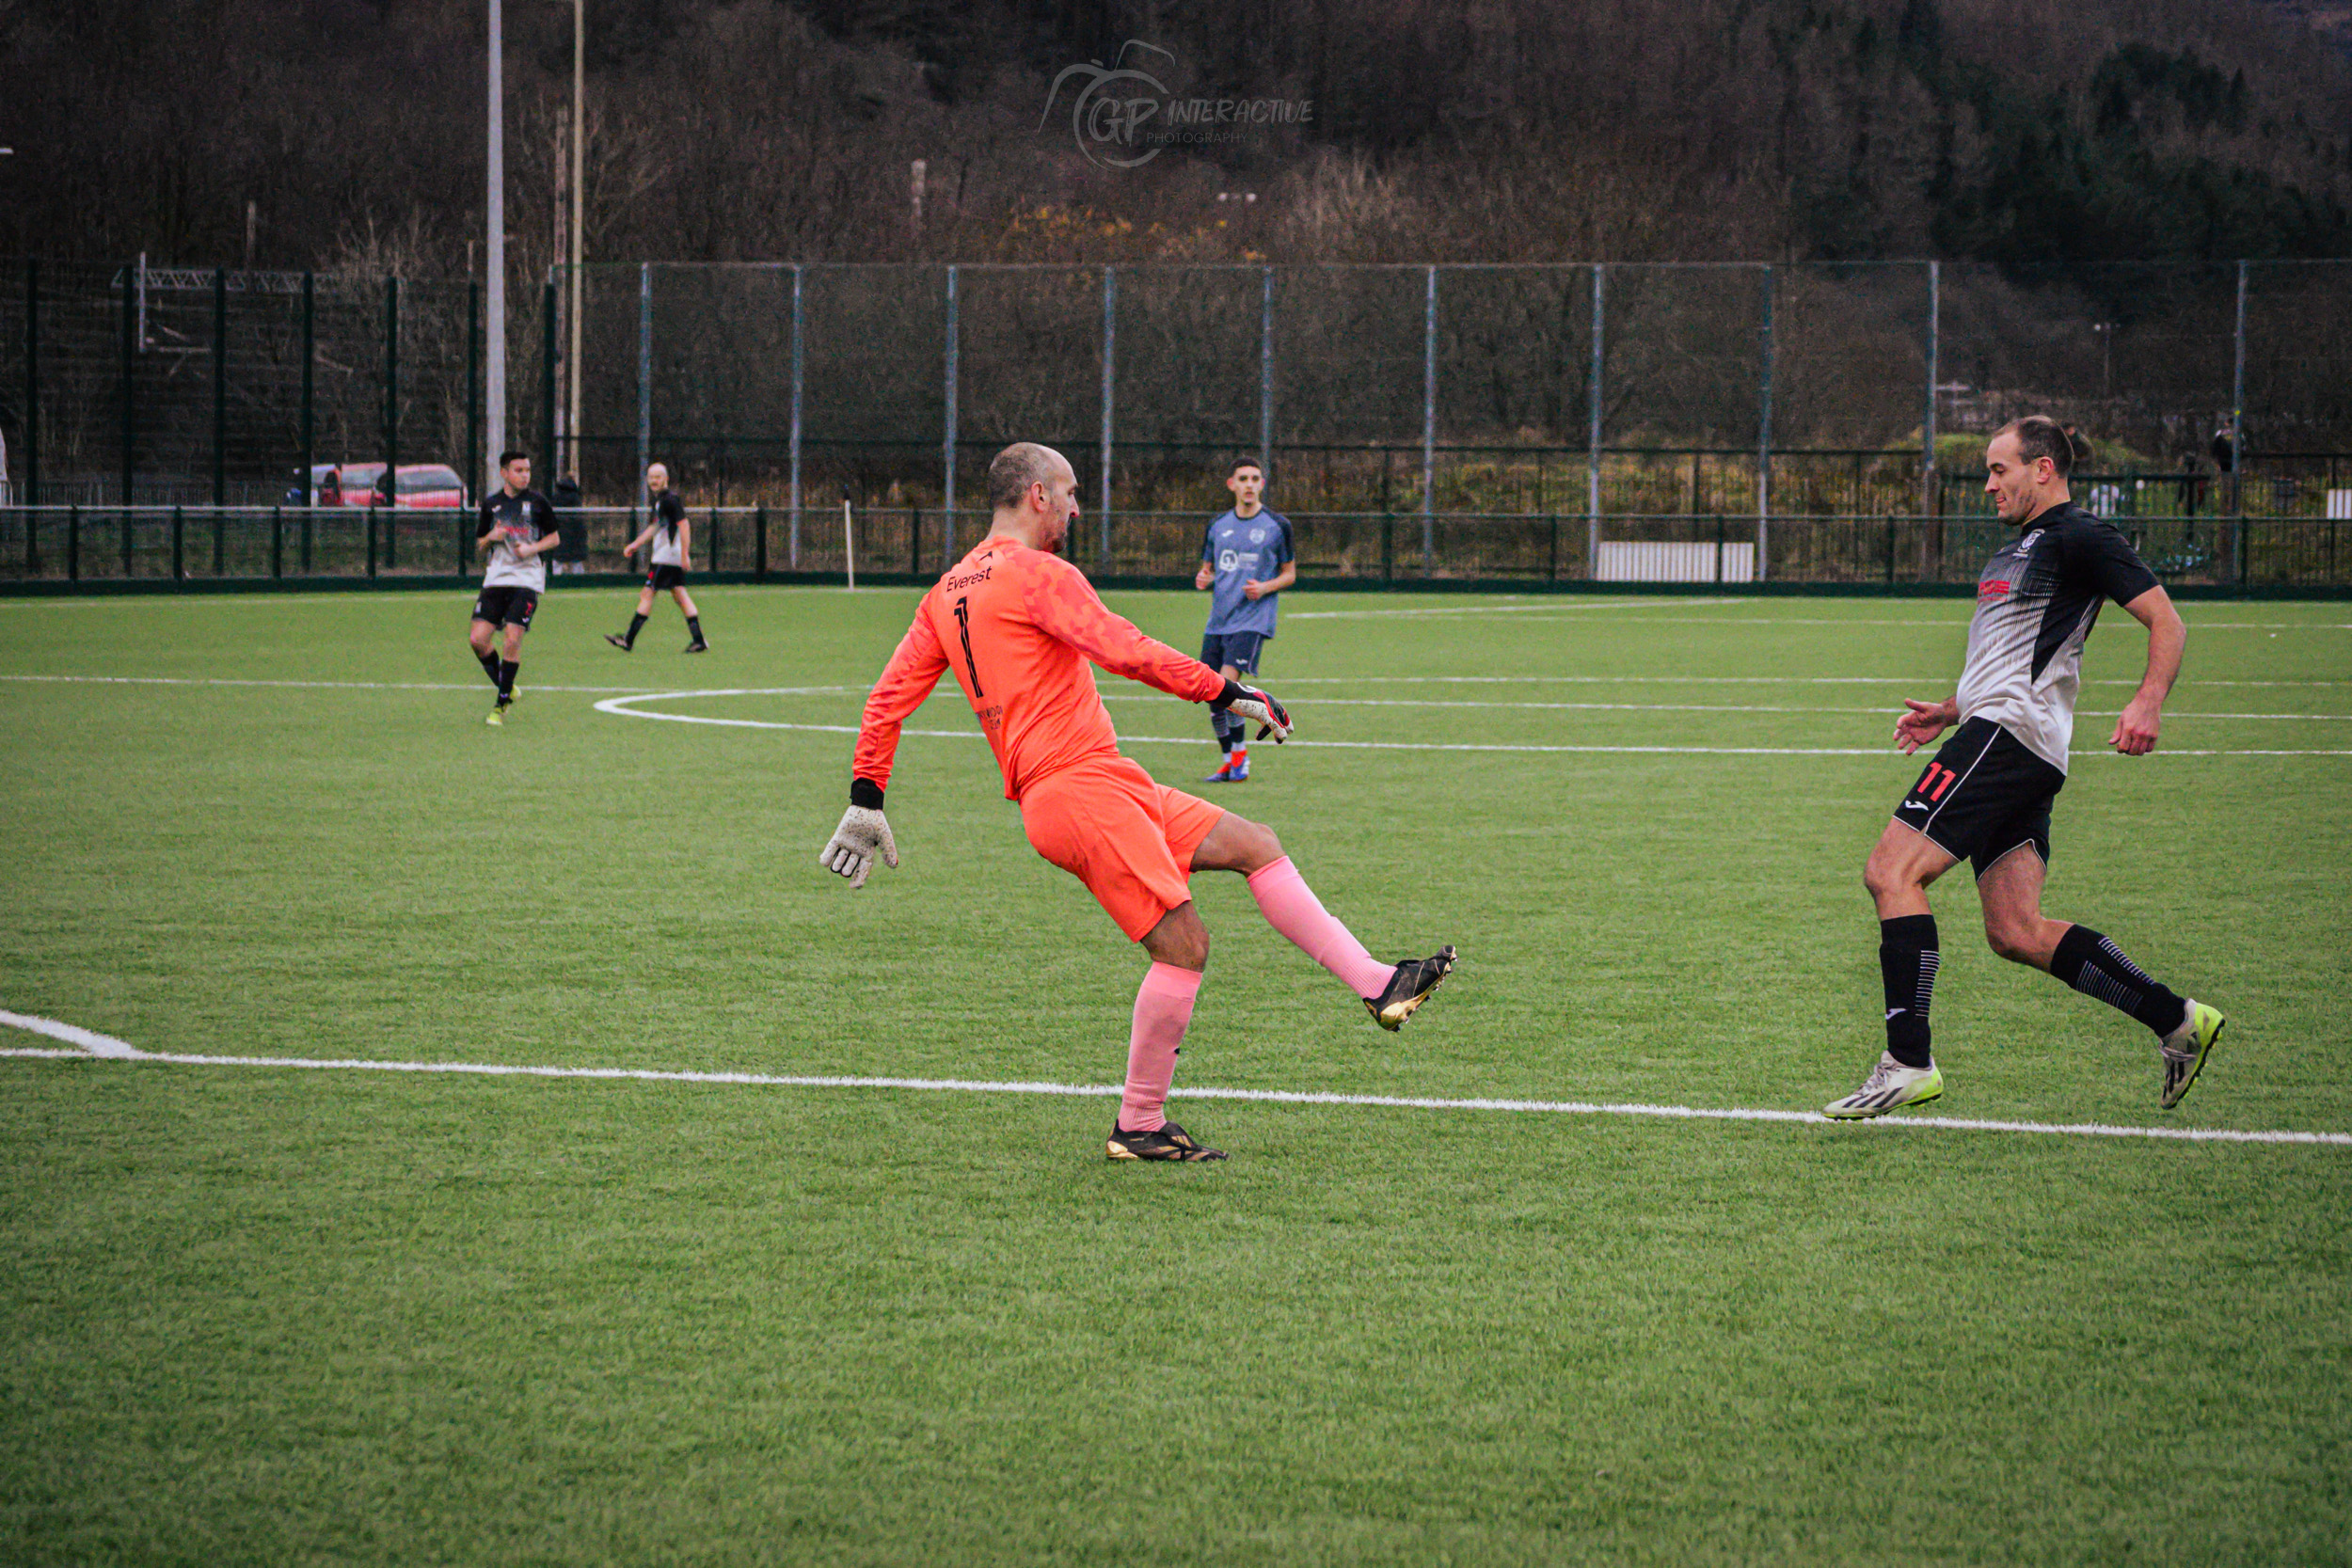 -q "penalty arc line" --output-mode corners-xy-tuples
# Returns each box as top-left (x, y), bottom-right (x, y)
(2, 1013), (2344, 1148)
(20, 674), (2342, 743)
(590, 692), (2352, 757)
